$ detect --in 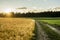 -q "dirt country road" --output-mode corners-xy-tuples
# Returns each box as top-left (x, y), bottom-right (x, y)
(35, 21), (50, 40)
